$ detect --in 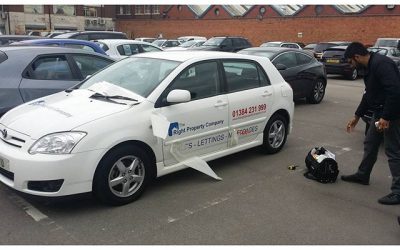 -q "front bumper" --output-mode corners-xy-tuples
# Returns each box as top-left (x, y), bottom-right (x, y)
(0, 136), (104, 197)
